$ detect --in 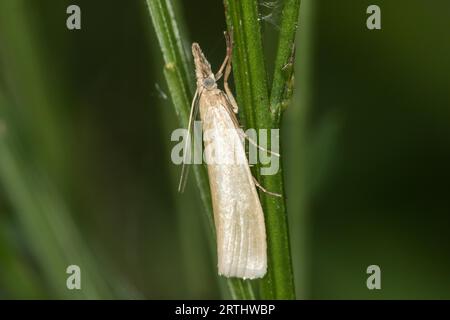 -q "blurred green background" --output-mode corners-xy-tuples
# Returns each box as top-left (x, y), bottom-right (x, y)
(0, 0), (449, 299)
